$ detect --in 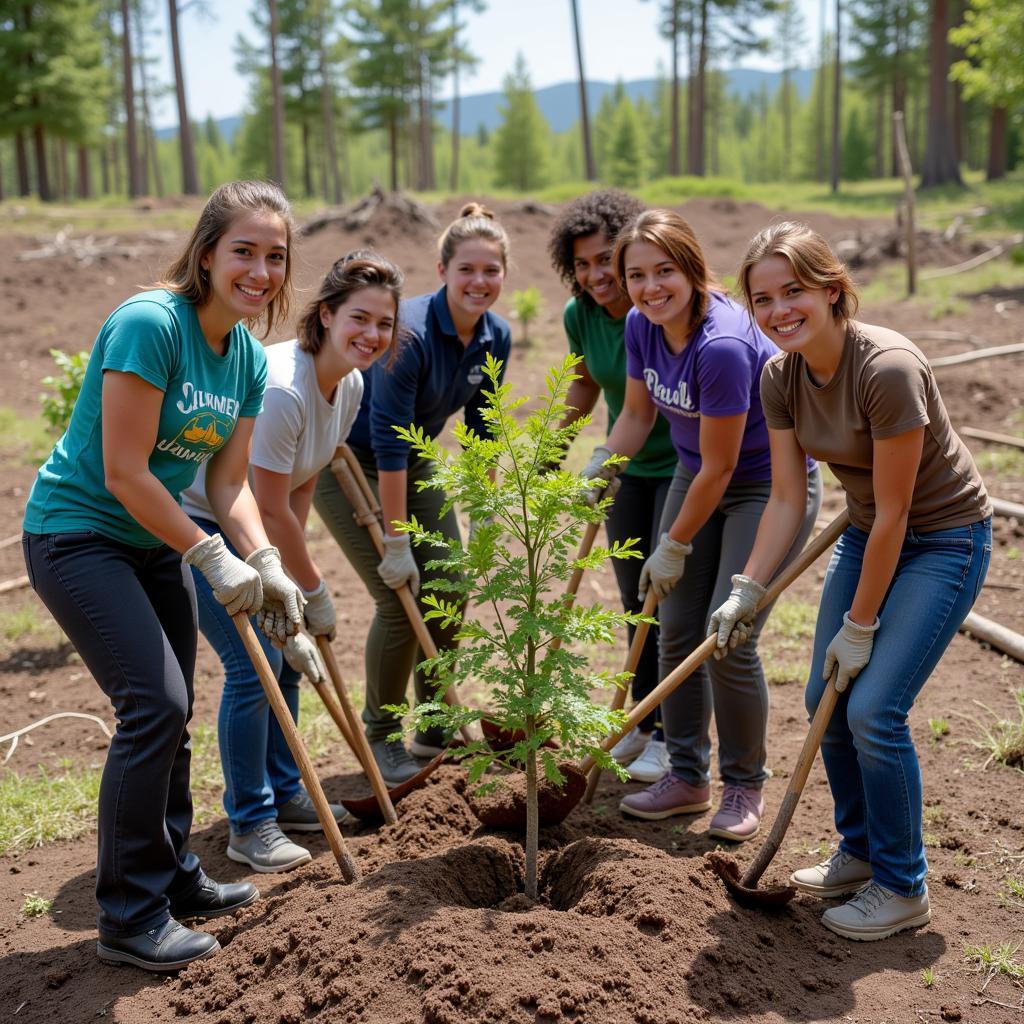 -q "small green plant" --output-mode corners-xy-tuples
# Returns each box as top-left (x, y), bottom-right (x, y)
(924, 832), (941, 848)
(920, 967), (936, 987)
(924, 805), (947, 826)
(999, 877), (1024, 909)
(959, 689), (1024, 772)
(21, 892), (53, 918)
(510, 286), (543, 346)
(953, 851), (977, 868)
(391, 353), (646, 897)
(929, 717), (951, 739)
(964, 941), (1024, 982)
(40, 349), (89, 436)
(0, 607), (48, 643)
